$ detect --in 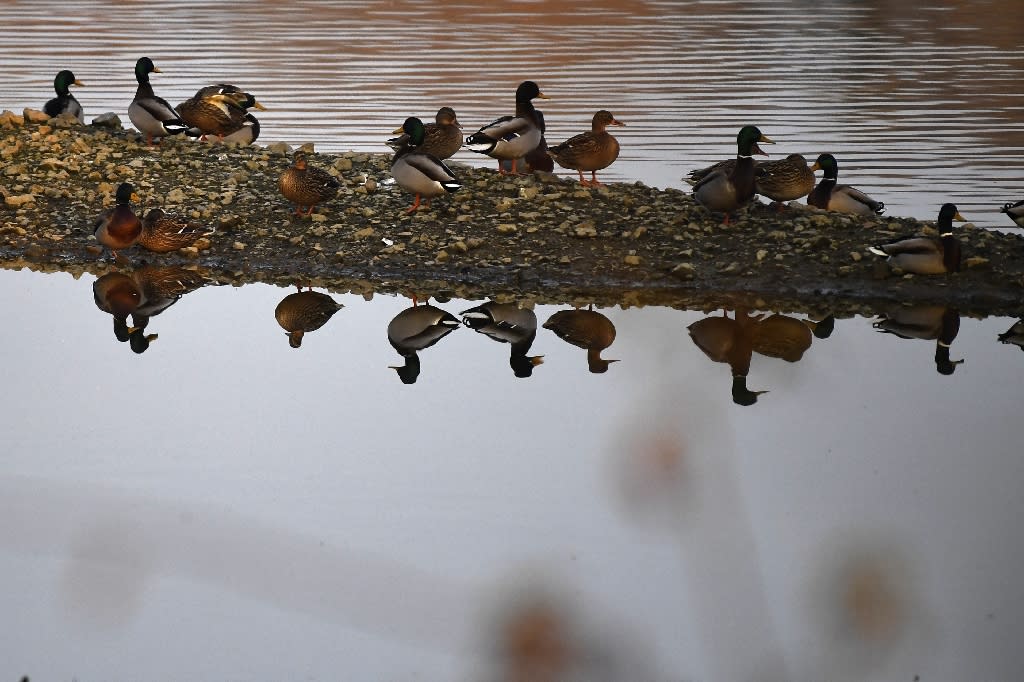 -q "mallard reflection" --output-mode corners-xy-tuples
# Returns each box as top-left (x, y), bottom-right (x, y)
(273, 287), (343, 349)
(873, 306), (963, 375)
(460, 301), (544, 378)
(688, 310), (764, 406)
(542, 307), (617, 373)
(688, 310), (834, 405)
(387, 302), (460, 384)
(92, 265), (211, 353)
(998, 319), (1024, 350)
